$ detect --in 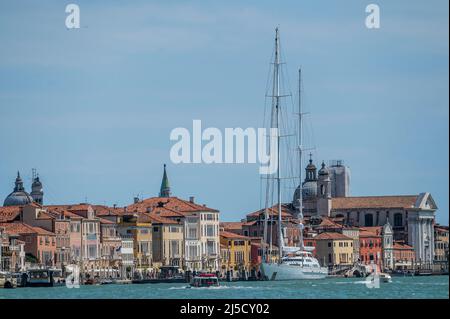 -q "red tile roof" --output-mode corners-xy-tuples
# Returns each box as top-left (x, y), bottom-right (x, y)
(246, 205), (294, 219)
(0, 206), (22, 222)
(46, 207), (82, 219)
(143, 212), (179, 225)
(316, 217), (343, 229)
(220, 231), (250, 240)
(314, 232), (352, 241)
(359, 226), (382, 237)
(220, 222), (244, 230)
(127, 197), (219, 215)
(331, 195), (418, 210)
(0, 222), (55, 236)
